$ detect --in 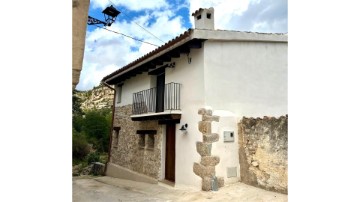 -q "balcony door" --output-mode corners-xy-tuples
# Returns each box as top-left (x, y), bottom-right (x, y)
(156, 72), (165, 112)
